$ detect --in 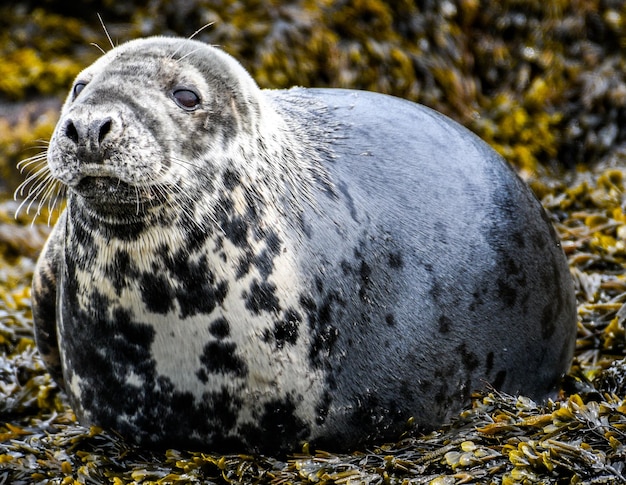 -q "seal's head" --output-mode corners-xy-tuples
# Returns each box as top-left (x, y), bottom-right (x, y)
(46, 37), (266, 217)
